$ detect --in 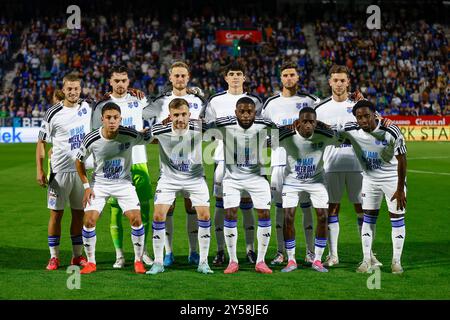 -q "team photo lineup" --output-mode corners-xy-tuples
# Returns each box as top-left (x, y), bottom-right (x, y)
(37, 58), (407, 276)
(1, 0), (449, 302)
